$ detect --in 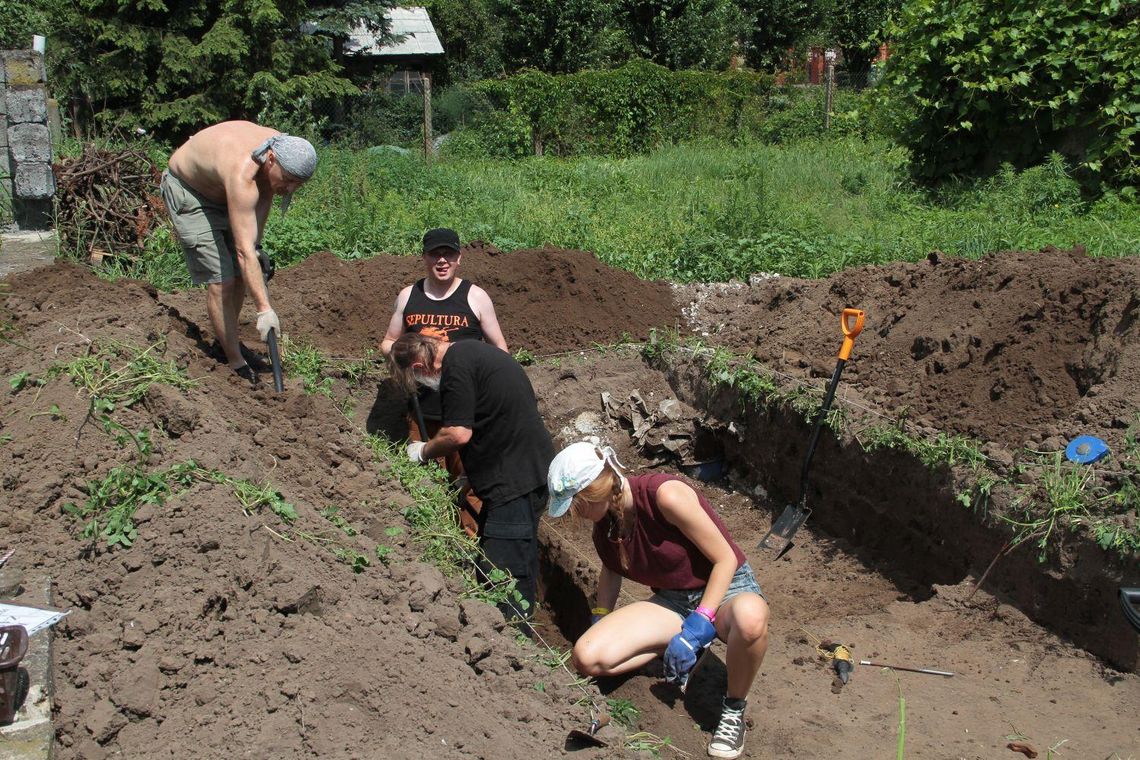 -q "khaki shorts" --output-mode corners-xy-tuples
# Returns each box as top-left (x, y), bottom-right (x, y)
(160, 169), (236, 285)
